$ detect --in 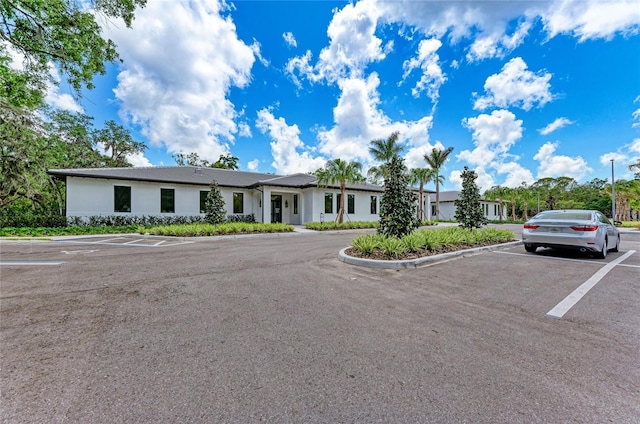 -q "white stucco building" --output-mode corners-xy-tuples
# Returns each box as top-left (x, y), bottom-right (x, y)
(48, 166), (390, 225)
(426, 191), (506, 221)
